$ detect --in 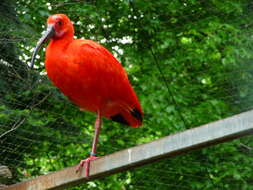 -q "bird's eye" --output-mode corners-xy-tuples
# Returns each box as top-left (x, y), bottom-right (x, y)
(57, 21), (63, 26)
